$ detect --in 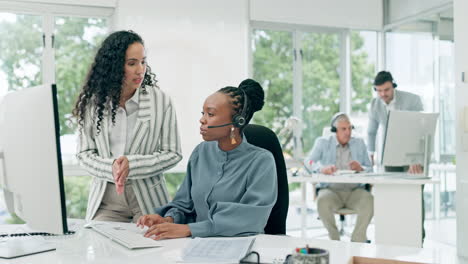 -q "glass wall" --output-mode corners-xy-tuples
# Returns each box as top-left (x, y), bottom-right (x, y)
(301, 32), (341, 152)
(350, 31), (378, 140)
(384, 13), (455, 219)
(251, 29), (294, 155)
